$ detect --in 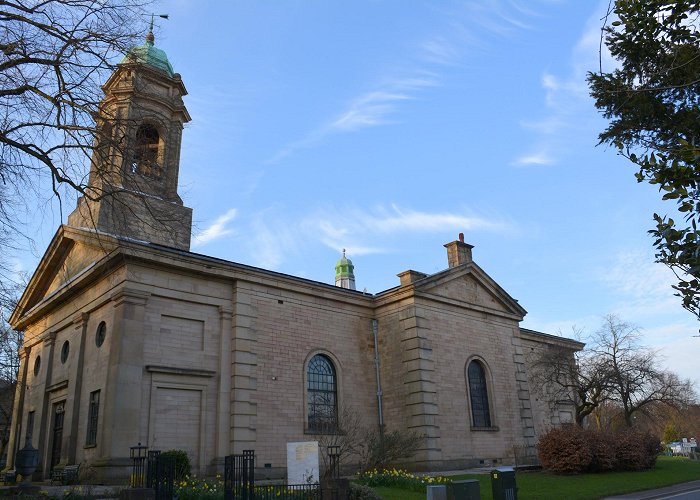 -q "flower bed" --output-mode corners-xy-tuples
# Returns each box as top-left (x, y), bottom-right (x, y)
(355, 467), (452, 492)
(175, 476), (223, 500)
